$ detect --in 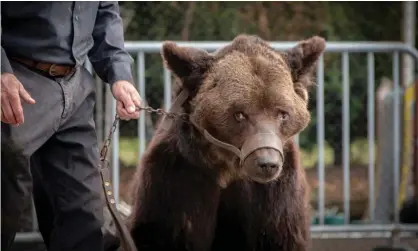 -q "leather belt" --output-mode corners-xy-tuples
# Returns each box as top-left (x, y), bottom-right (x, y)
(12, 57), (75, 77)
